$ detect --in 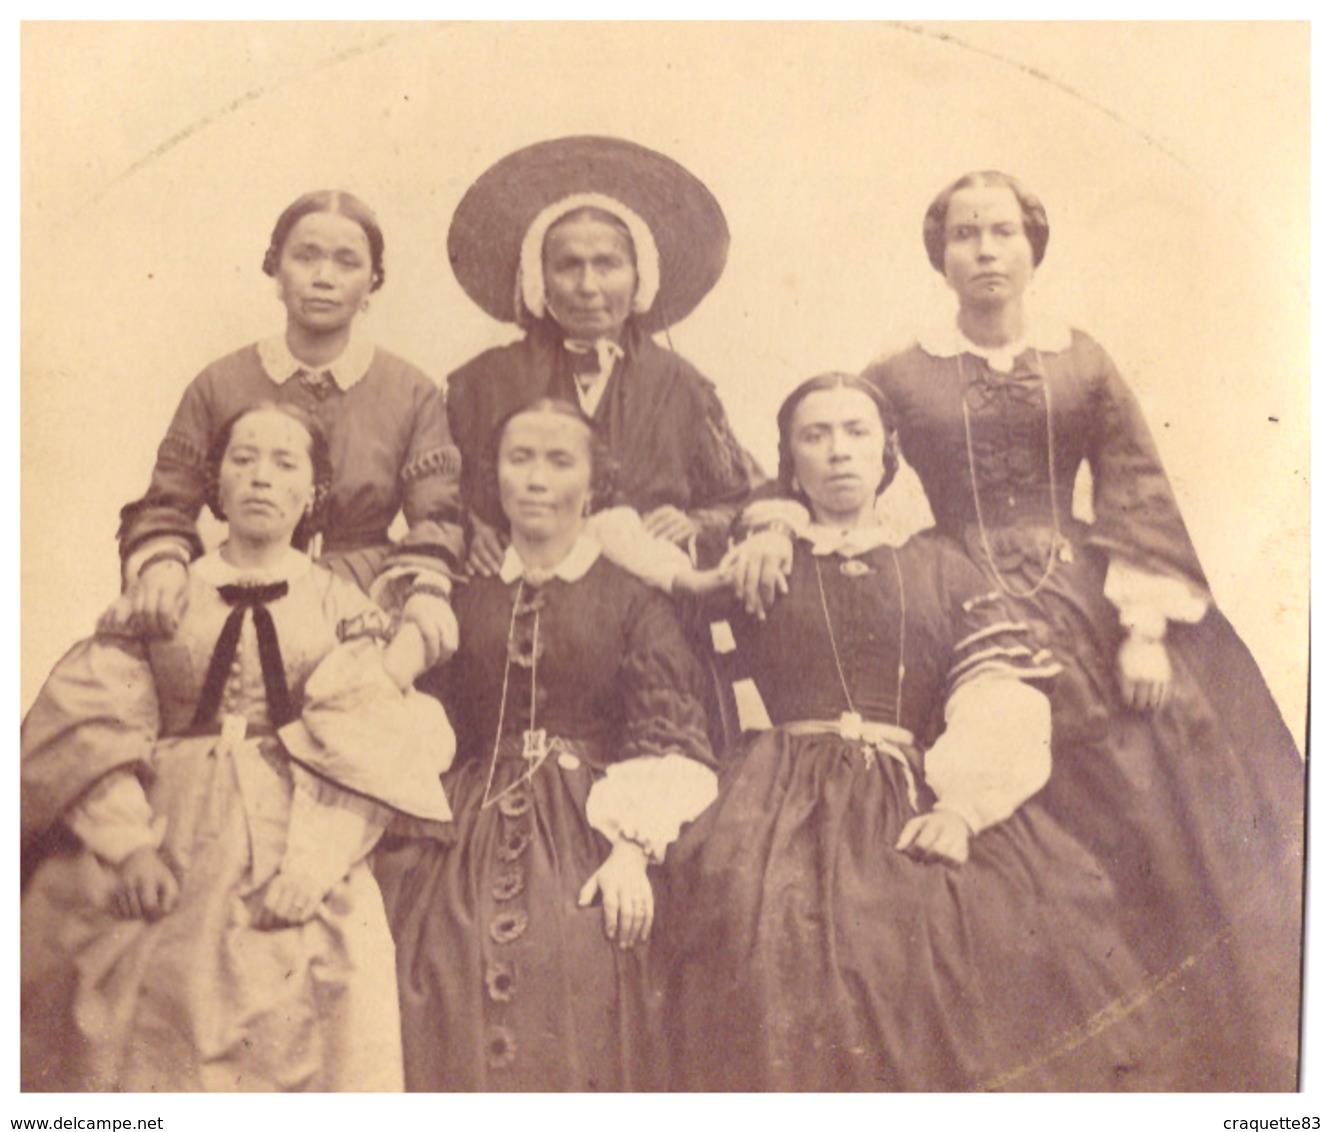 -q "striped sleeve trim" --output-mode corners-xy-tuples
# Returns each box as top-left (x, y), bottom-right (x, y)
(951, 658), (1063, 690)
(952, 620), (1032, 653)
(401, 444), (463, 484)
